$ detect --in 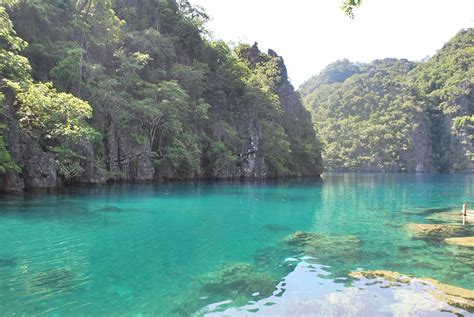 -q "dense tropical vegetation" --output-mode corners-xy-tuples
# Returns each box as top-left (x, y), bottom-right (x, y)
(301, 28), (474, 172)
(1, 0), (472, 192)
(0, 0), (322, 192)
